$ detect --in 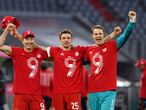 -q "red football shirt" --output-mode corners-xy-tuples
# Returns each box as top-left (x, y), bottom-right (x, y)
(40, 69), (53, 97)
(11, 47), (47, 94)
(47, 46), (87, 94)
(140, 68), (146, 98)
(85, 40), (118, 92)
